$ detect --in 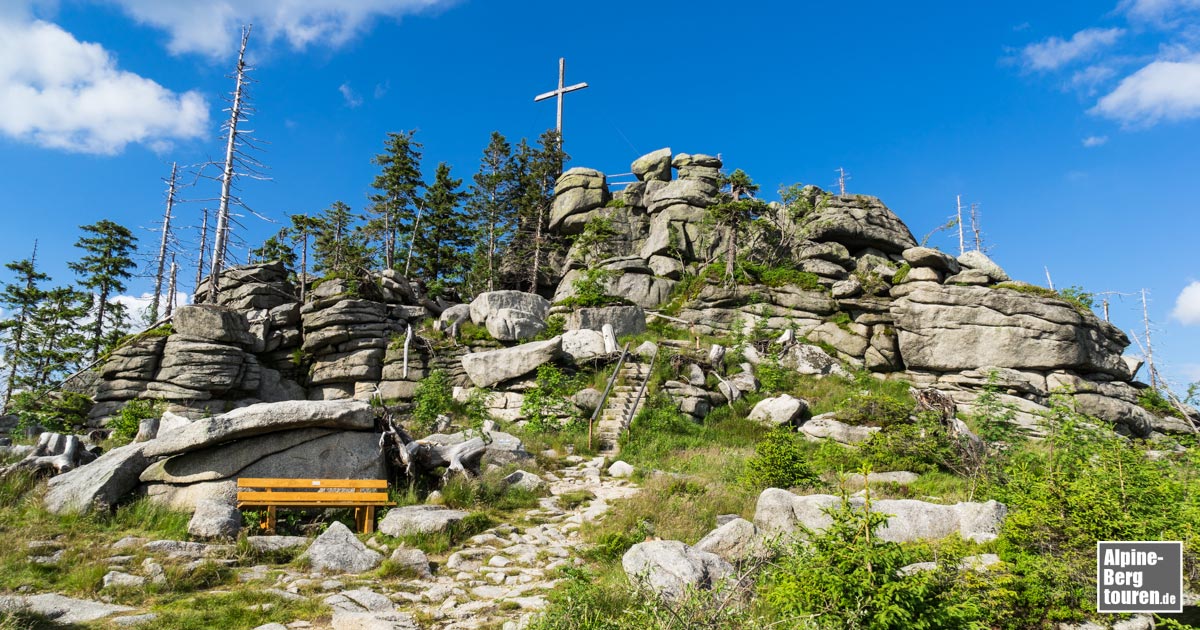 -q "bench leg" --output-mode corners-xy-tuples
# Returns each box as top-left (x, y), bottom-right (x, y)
(354, 507), (364, 533)
(365, 506), (376, 534)
(266, 505), (277, 535)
